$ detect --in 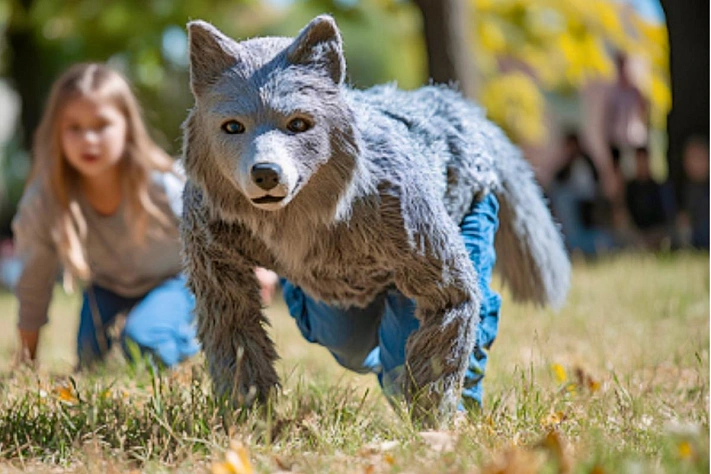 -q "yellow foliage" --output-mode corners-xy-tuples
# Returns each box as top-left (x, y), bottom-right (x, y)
(480, 72), (547, 144)
(473, 0), (496, 14)
(629, 13), (671, 128)
(478, 21), (507, 53)
(471, 0), (671, 141)
(558, 31), (614, 83)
